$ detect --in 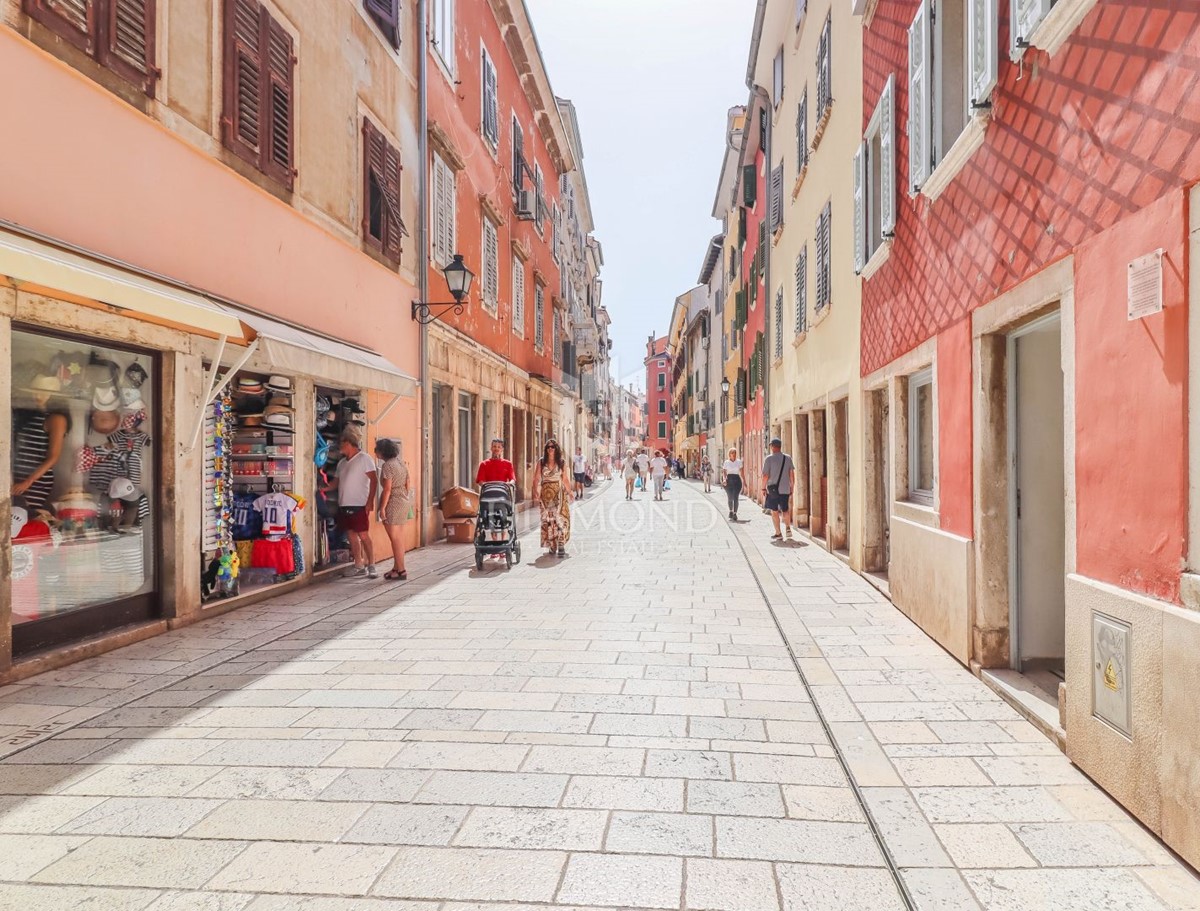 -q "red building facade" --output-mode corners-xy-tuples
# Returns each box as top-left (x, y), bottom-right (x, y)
(644, 336), (673, 453)
(860, 0), (1200, 866)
